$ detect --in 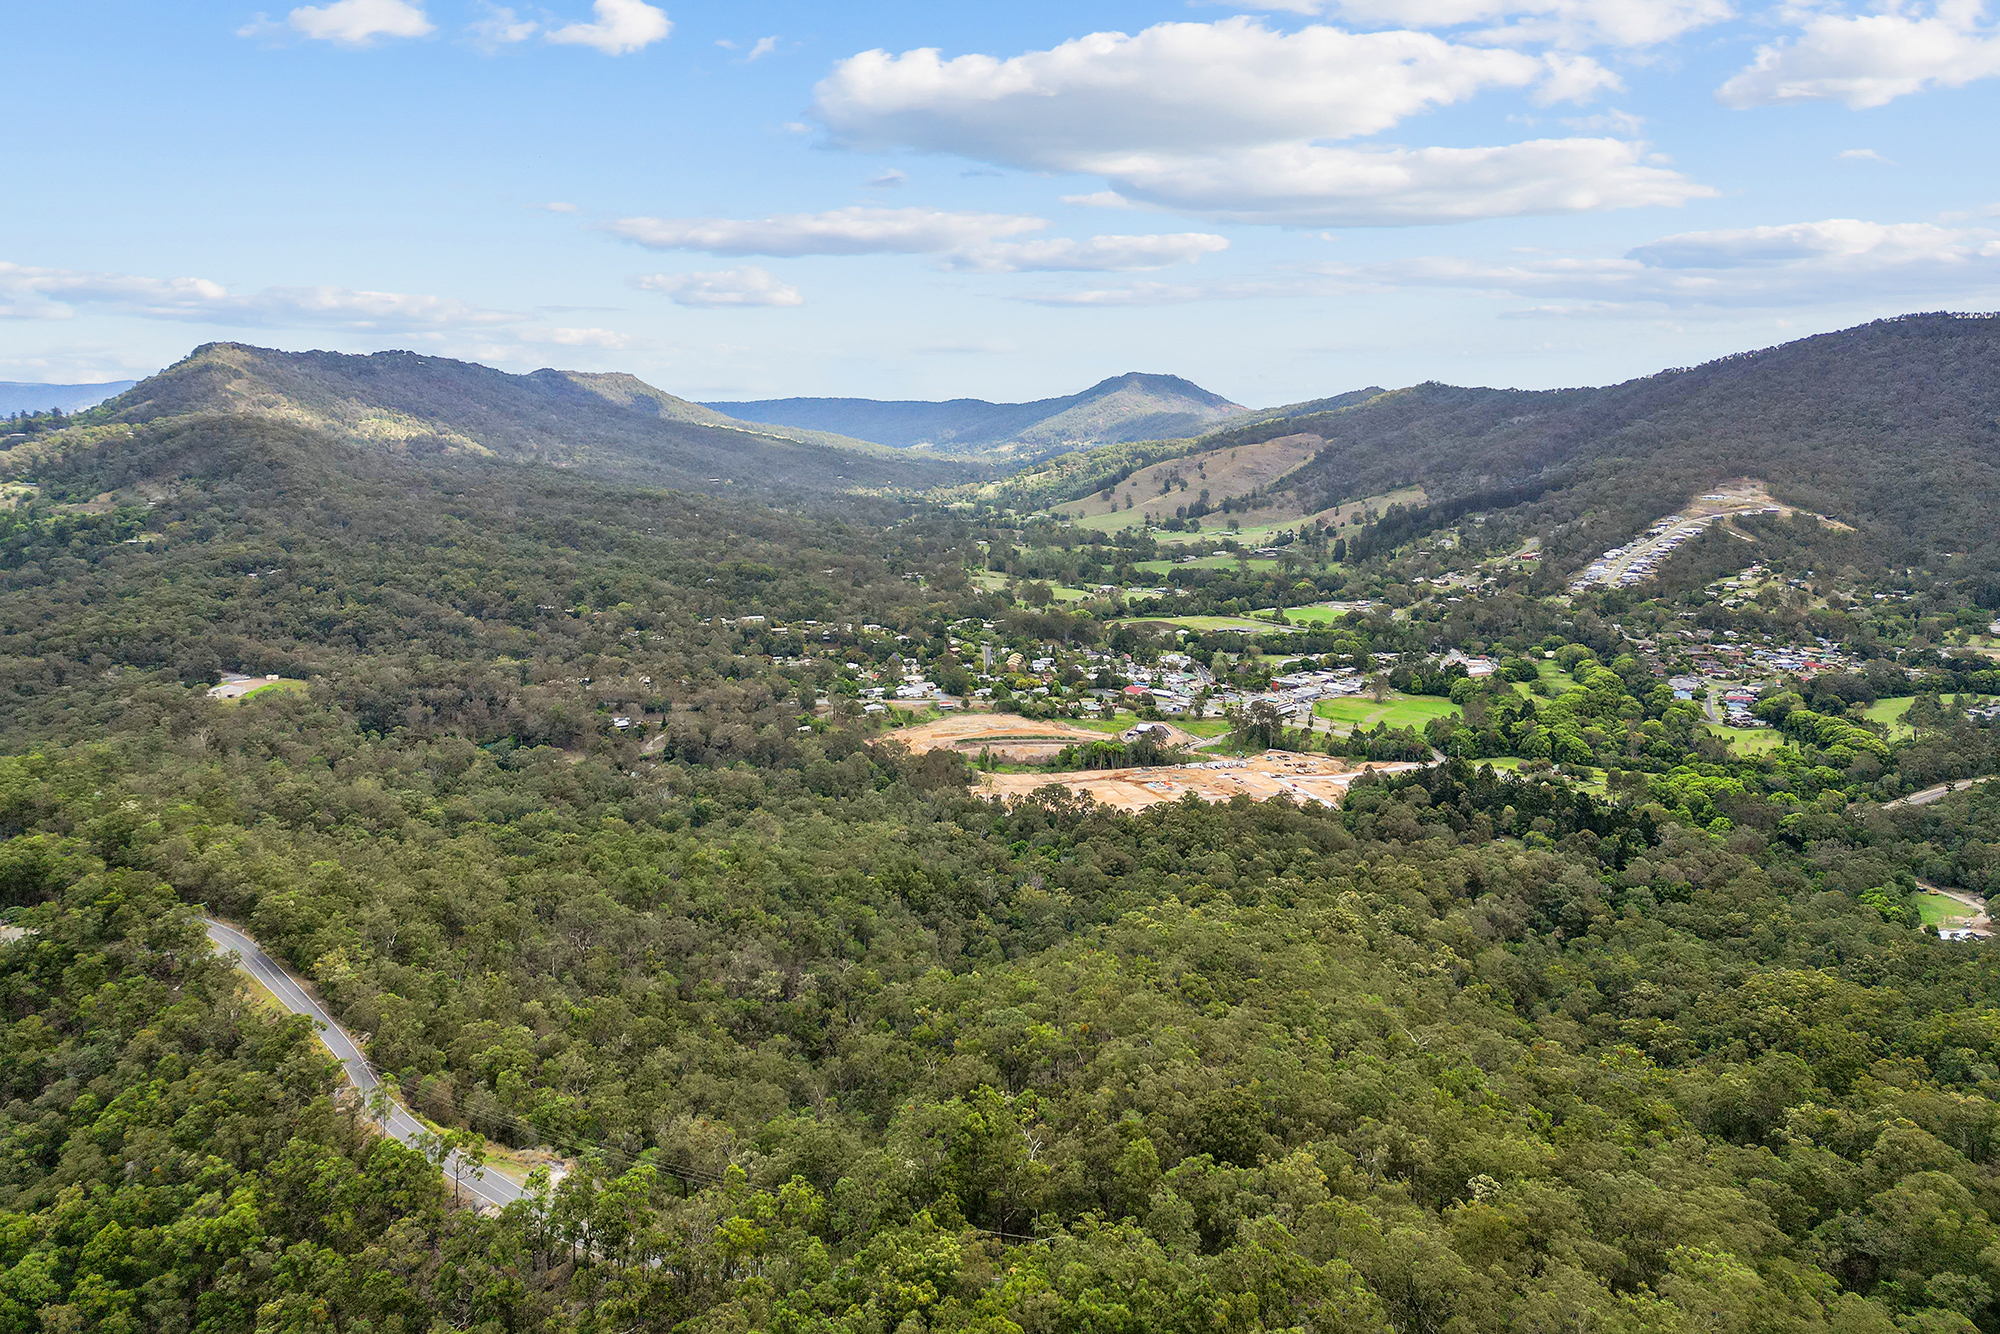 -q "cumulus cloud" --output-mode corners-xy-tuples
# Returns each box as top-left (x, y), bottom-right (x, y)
(1326, 217), (2000, 310)
(817, 20), (1569, 160)
(814, 19), (1702, 226)
(945, 233), (1230, 273)
(633, 267), (804, 307)
(546, 0), (671, 54)
(274, 0), (433, 45)
(1221, 0), (1732, 48)
(1718, 2), (2000, 108)
(603, 207), (1047, 257)
(746, 35), (779, 61)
